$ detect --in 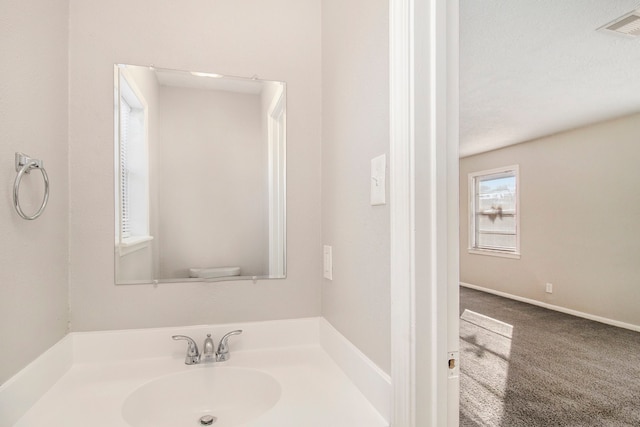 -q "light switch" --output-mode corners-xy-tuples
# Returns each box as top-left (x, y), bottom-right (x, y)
(371, 154), (386, 205)
(323, 245), (333, 280)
